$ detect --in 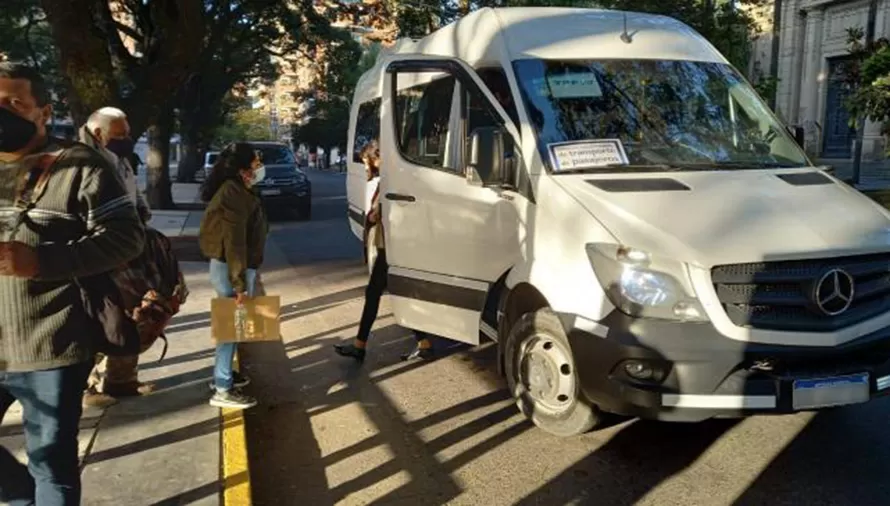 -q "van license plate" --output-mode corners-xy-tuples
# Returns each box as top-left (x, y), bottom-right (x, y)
(792, 373), (869, 410)
(261, 189), (281, 196)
